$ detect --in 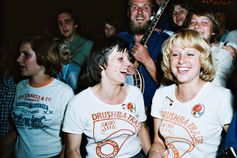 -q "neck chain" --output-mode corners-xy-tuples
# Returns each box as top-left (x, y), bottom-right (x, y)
(175, 92), (195, 103)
